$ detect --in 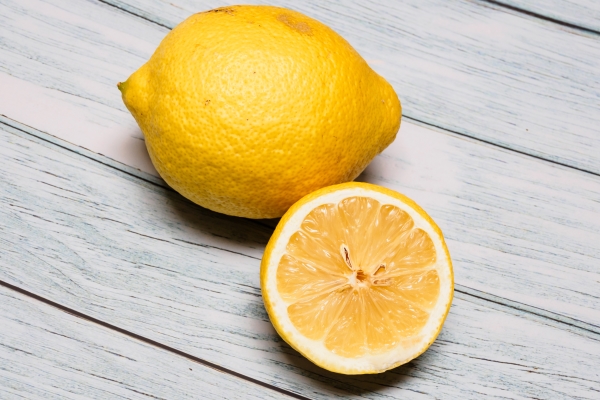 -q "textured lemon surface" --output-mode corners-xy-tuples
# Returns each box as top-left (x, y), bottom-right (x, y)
(119, 5), (401, 218)
(261, 182), (453, 374)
